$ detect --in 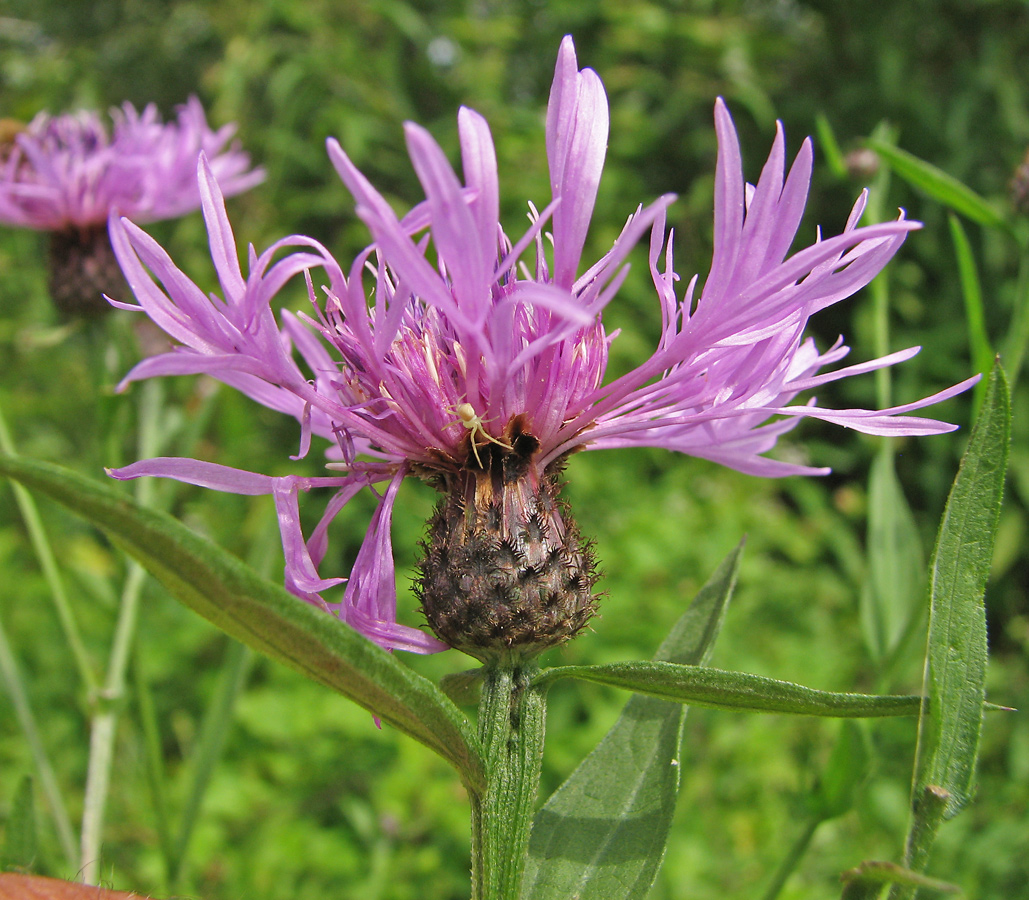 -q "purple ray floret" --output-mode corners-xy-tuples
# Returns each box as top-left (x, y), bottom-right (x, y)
(0, 97), (263, 230)
(107, 36), (977, 654)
